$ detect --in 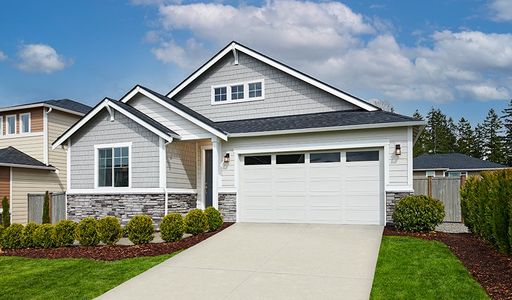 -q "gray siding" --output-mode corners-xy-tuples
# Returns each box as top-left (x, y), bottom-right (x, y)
(174, 52), (358, 122)
(167, 141), (197, 189)
(70, 110), (160, 189)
